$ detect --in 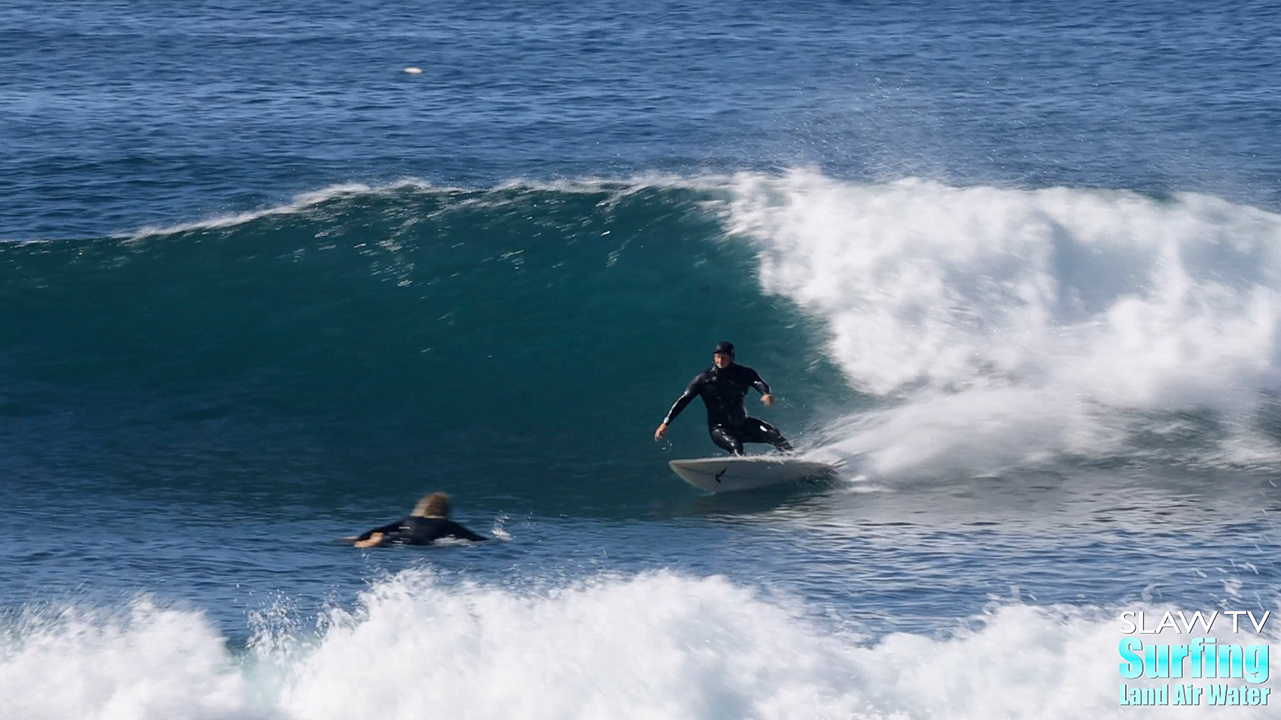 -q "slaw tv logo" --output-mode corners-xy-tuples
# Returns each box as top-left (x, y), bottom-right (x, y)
(1119, 610), (1271, 707)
